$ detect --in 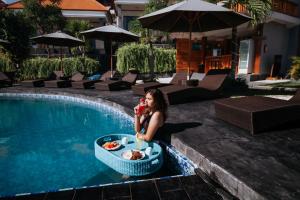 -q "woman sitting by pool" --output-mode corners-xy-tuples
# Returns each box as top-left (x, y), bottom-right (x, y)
(134, 89), (168, 141)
